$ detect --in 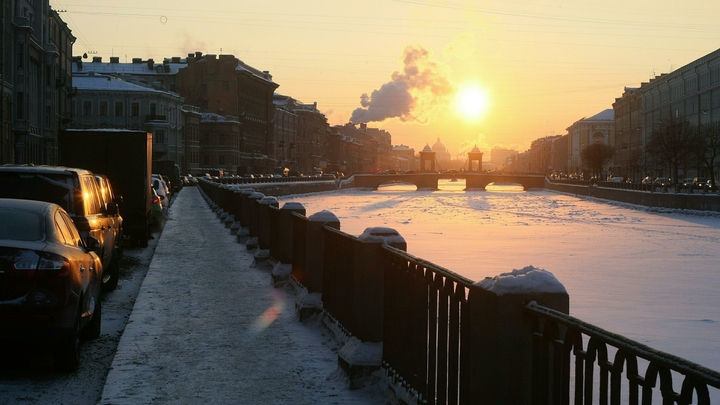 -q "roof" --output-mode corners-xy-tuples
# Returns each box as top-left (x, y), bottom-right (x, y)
(73, 74), (173, 95)
(586, 109), (614, 121)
